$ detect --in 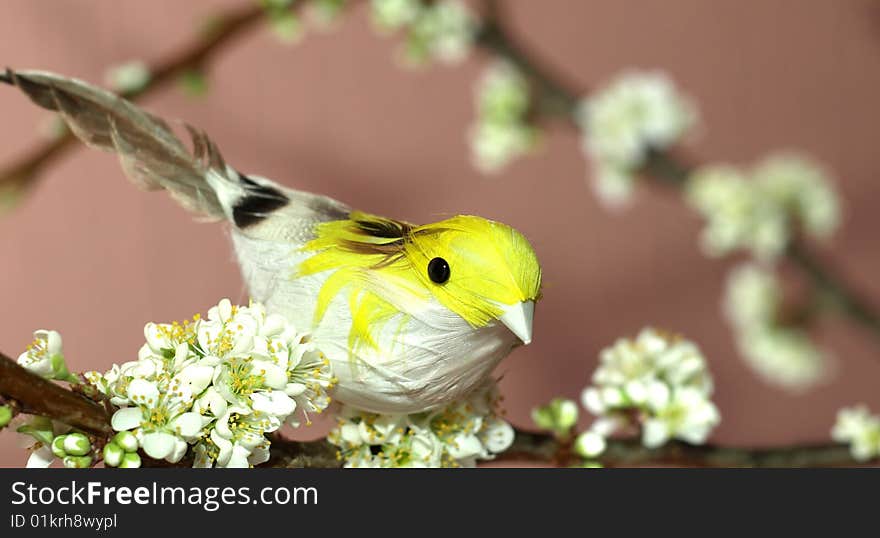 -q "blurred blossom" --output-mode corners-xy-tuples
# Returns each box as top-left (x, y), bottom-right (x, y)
(104, 60), (151, 94)
(580, 328), (719, 450)
(308, 0), (349, 26)
(831, 406), (880, 461)
(577, 71), (697, 207)
(724, 263), (781, 331)
(724, 263), (828, 391)
(371, 0), (421, 29)
(531, 398), (578, 436)
(371, 0), (476, 65)
(753, 154), (840, 240)
(328, 381), (513, 467)
(687, 154), (840, 262)
(469, 61), (539, 173)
